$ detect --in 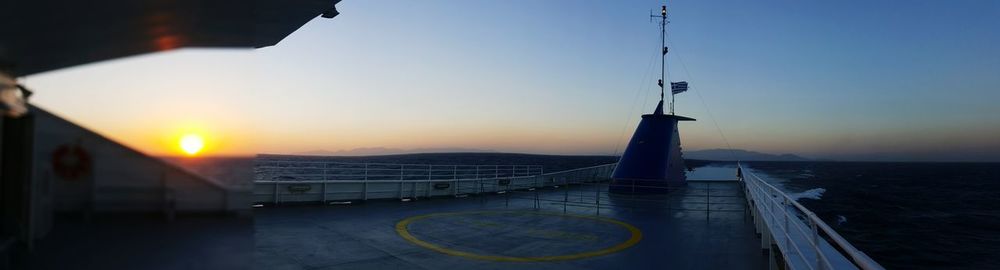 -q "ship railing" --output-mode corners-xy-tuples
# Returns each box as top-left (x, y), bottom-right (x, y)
(255, 159), (543, 181)
(739, 163), (884, 270)
(253, 163), (615, 204)
(501, 177), (747, 217)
